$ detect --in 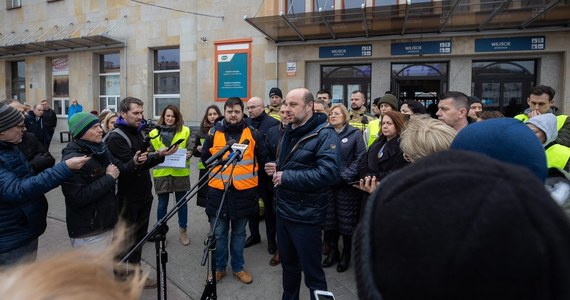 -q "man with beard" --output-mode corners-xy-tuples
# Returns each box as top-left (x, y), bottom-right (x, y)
(201, 97), (265, 284)
(106, 97), (178, 288)
(348, 90), (376, 132)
